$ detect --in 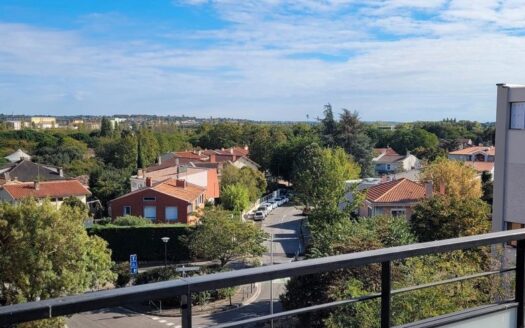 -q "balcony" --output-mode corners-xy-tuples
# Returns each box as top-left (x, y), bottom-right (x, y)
(1, 229), (525, 327)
